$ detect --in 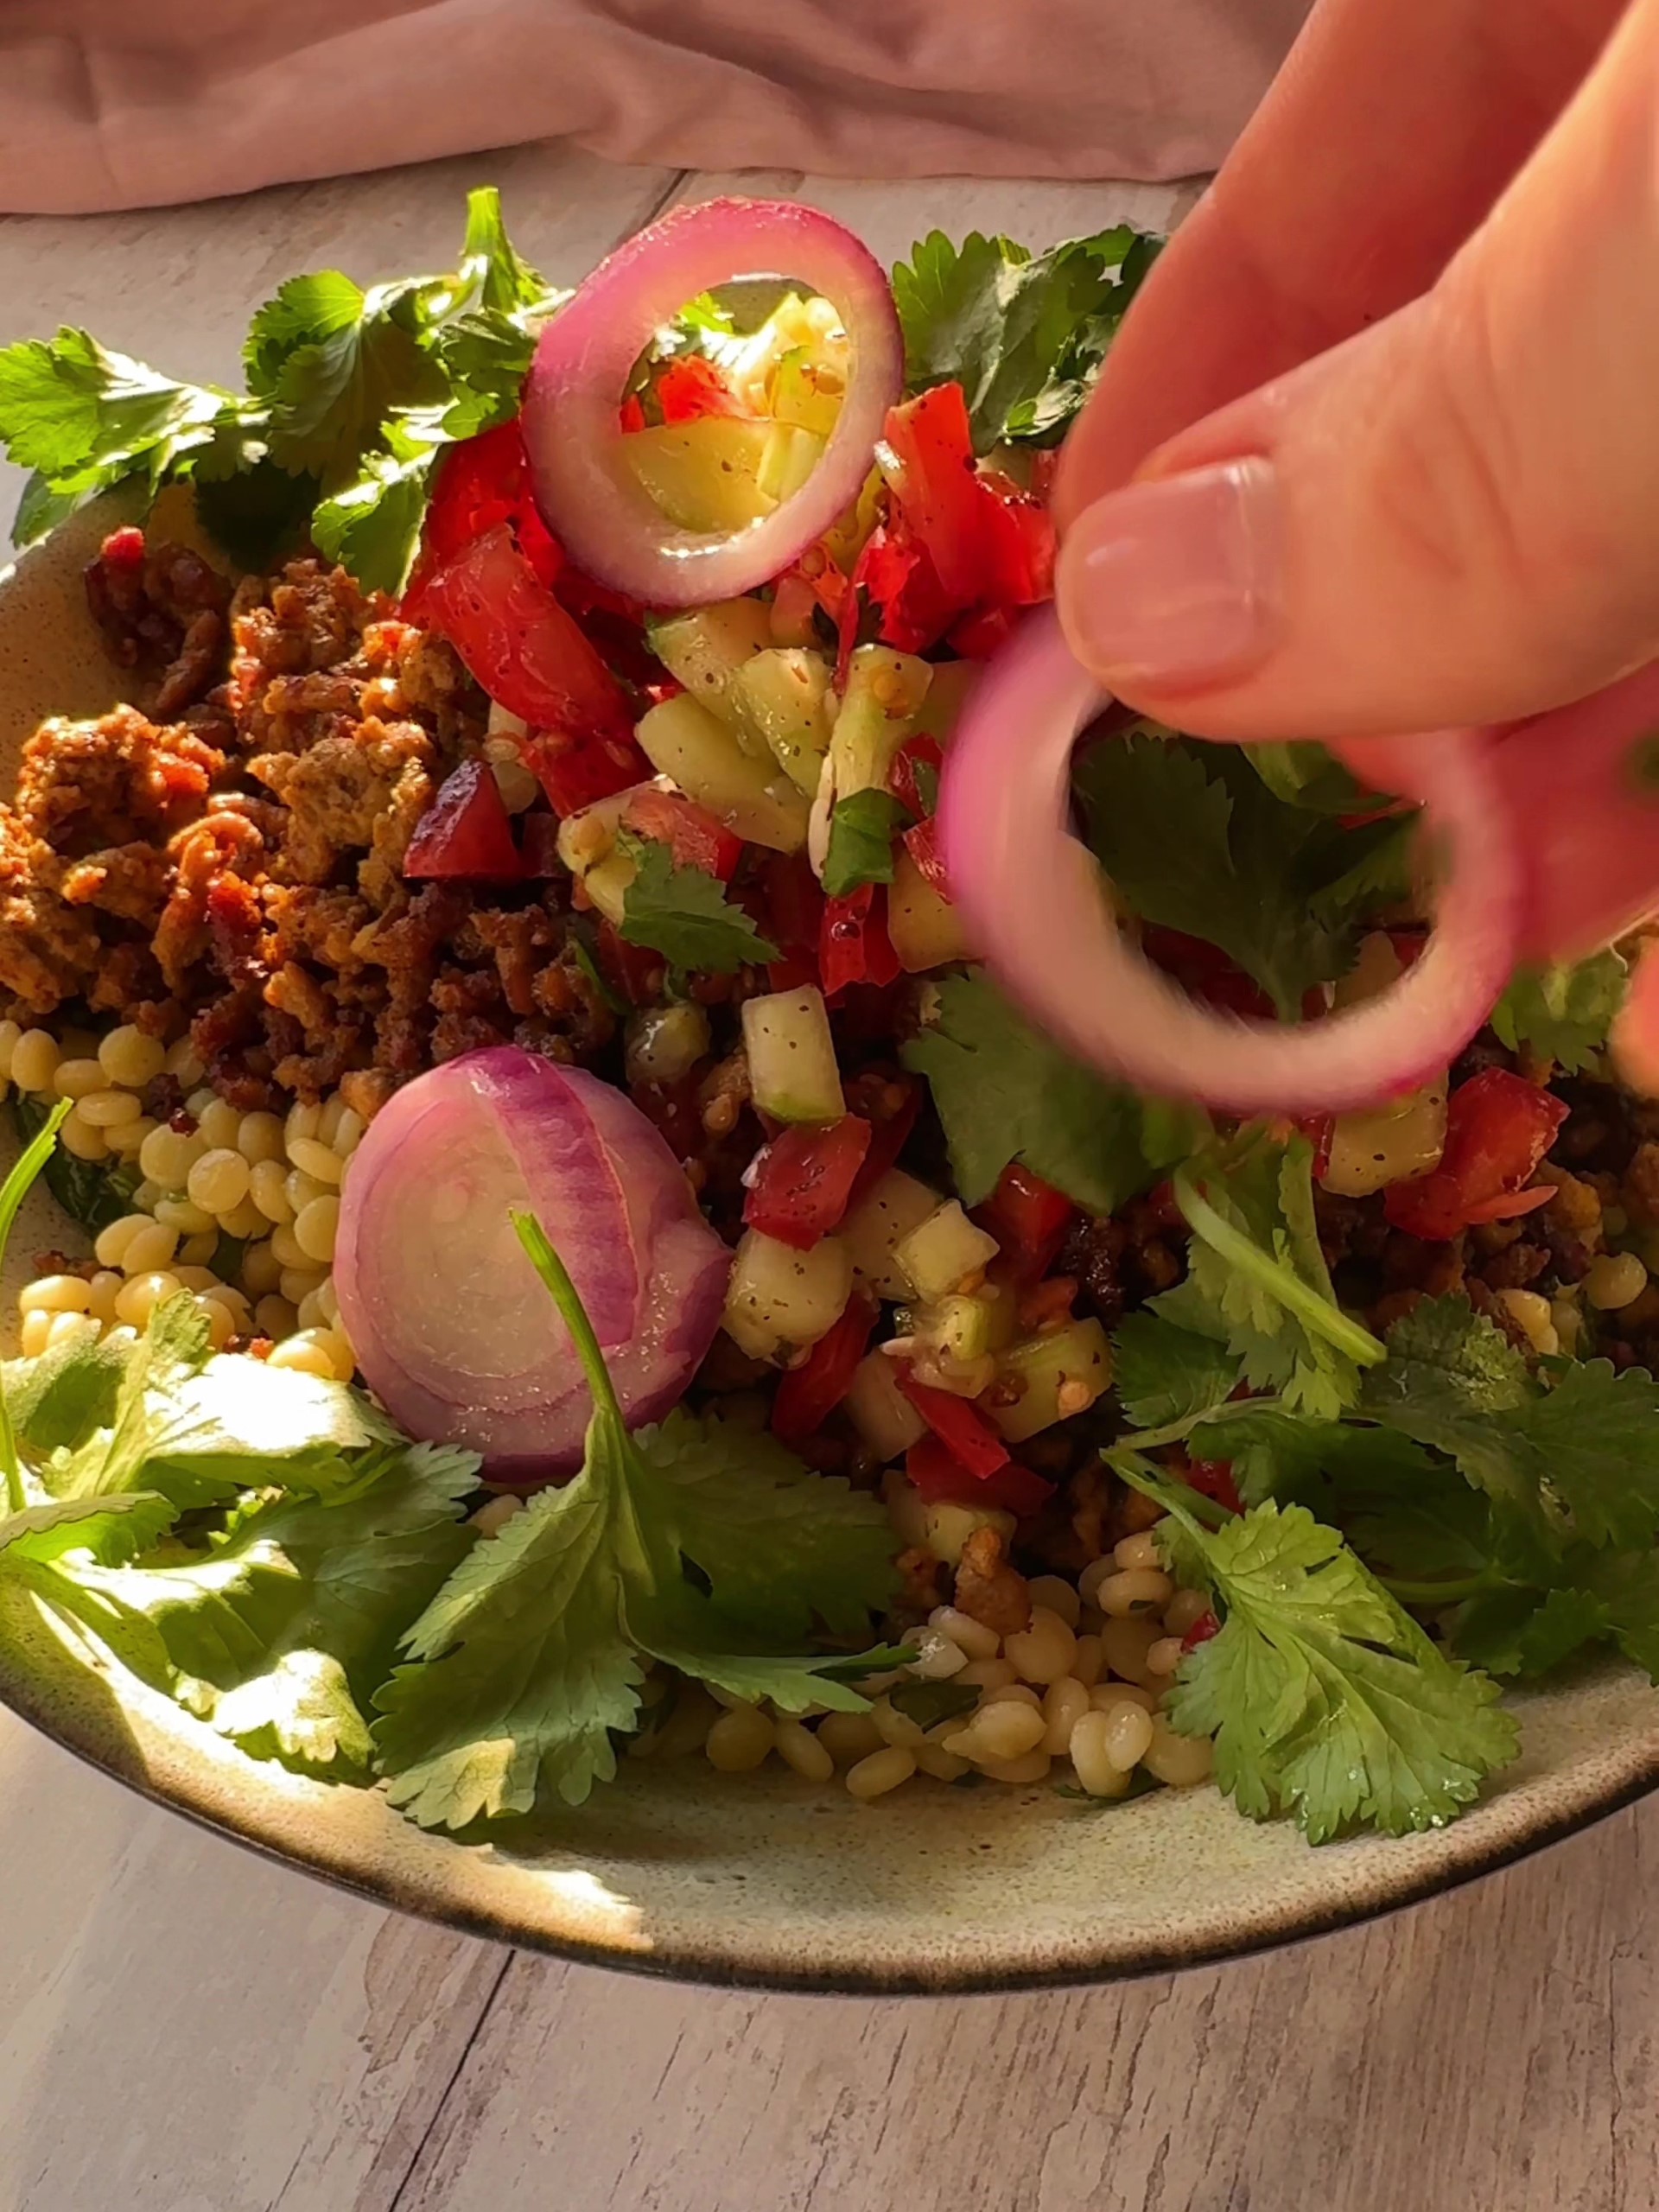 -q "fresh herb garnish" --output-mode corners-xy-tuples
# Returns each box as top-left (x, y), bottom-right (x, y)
(822, 788), (906, 898)
(892, 226), (1160, 452)
(618, 835), (779, 974)
(10, 1092), (139, 1235)
(1491, 950), (1628, 1073)
(1072, 729), (1416, 1020)
(901, 968), (1205, 1212)
(372, 1211), (899, 1829)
